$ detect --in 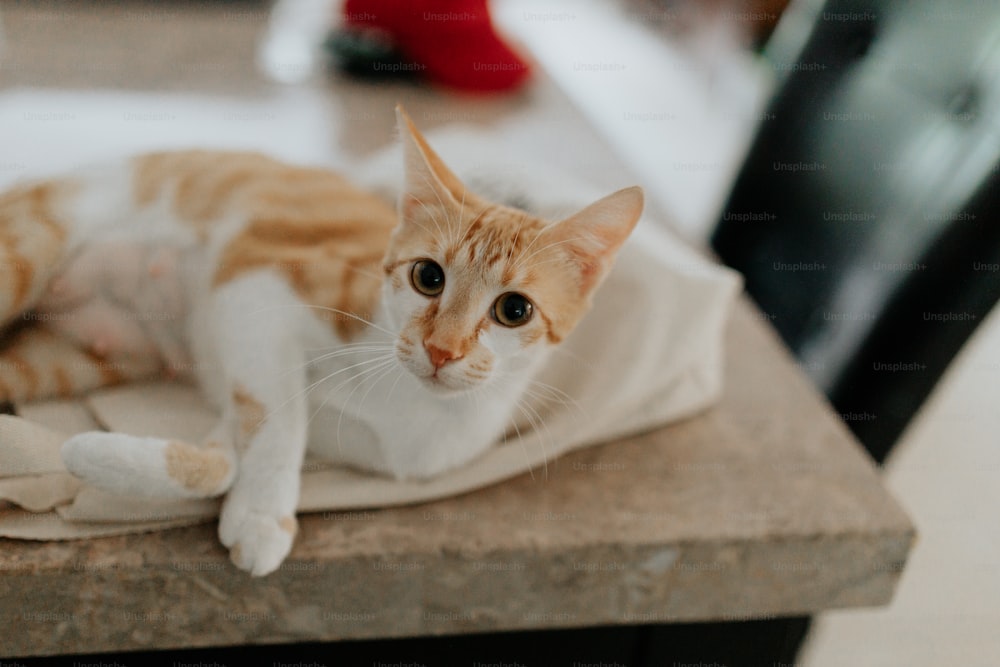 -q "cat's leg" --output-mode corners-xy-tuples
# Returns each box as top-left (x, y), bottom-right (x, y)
(65, 346), (303, 576)
(67, 274), (310, 576)
(207, 277), (311, 576)
(0, 325), (160, 402)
